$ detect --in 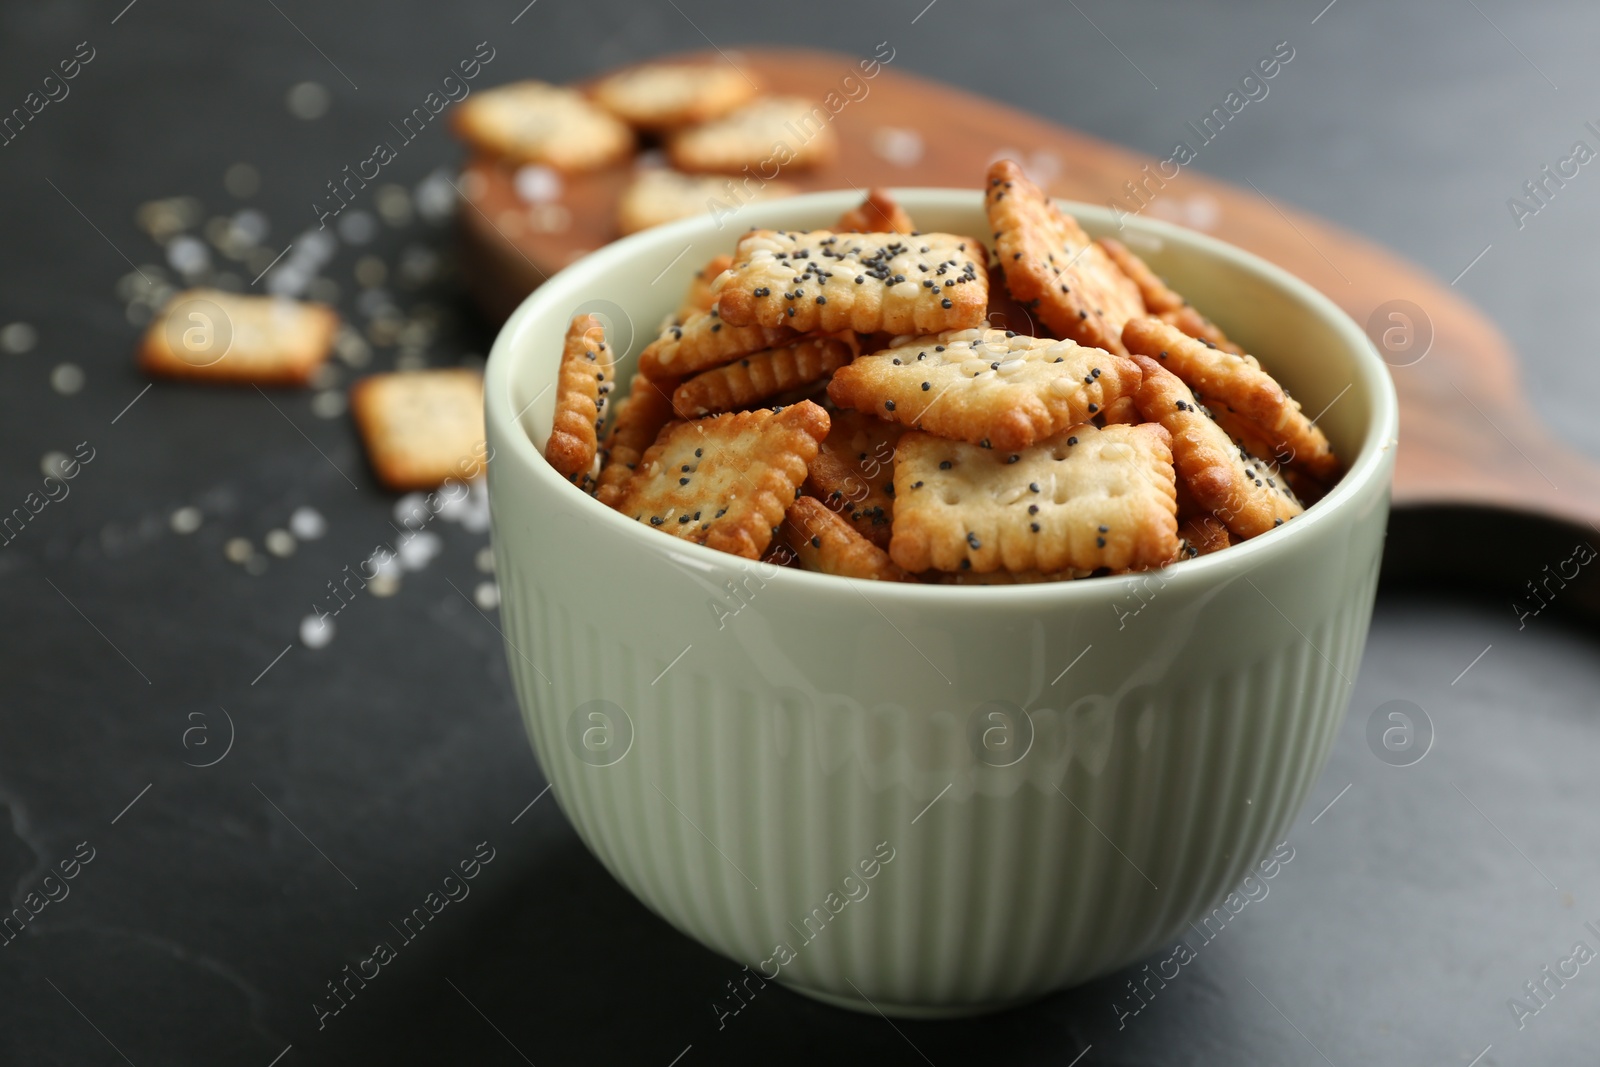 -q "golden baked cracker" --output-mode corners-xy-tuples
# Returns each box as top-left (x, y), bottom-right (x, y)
(1158, 305), (1244, 356)
(545, 314), (616, 478)
(611, 400), (830, 559)
(1097, 237), (1243, 354)
(1176, 514), (1234, 559)
(452, 81), (633, 171)
(677, 254), (734, 321)
(713, 229), (989, 335)
(668, 96), (838, 174)
(592, 62), (760, 130)
(617, 170), (798, 237)
(350, 369), (485, 491)
(636, 307), (797, 379)
(803, 409), (904, 548)
(985, 159), (1144, 354)
(763, 539), (800, 568)
(889, 424), (1178, 574)
(1099, 396), (1142, 425)
(837, 188), (915, 234)
(983, 266), (1042, 336)
(934, 568), (1089, 585)
(783, 497), (912, 581)
(594, 372), (680, 507)
(827, 328), (1142, 451)
(1123, 316), (1338, 481)
(671, 335), (854, 418)
(1130, 355), (1301, 540)
(138, 289), (337, 386)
